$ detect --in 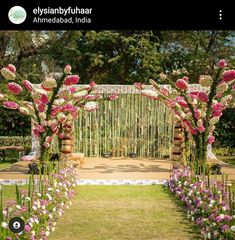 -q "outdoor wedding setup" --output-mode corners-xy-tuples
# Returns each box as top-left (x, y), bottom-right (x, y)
(0, 30), (235, 240)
